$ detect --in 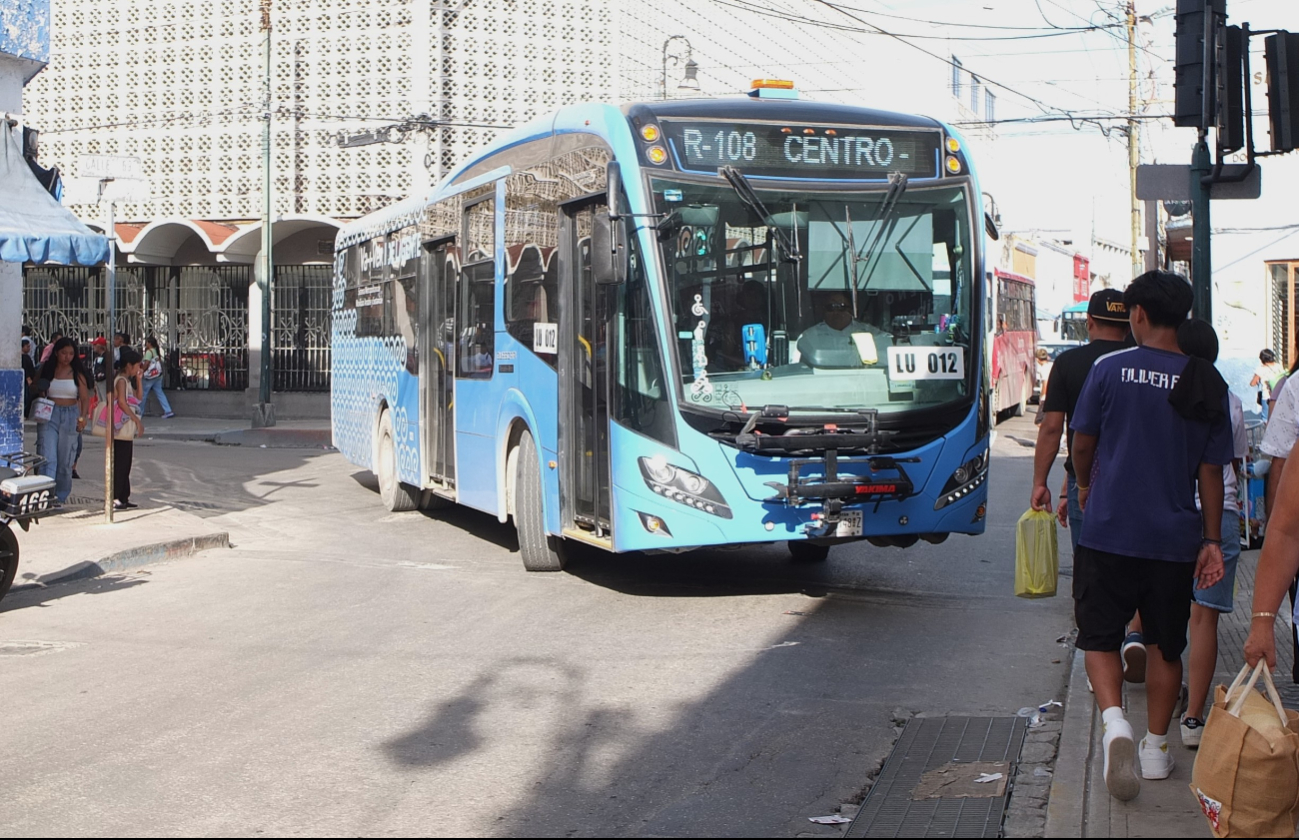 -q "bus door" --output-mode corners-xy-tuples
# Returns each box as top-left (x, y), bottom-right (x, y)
(559, 199), (613, 538)
(420, 237), (456, 487)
